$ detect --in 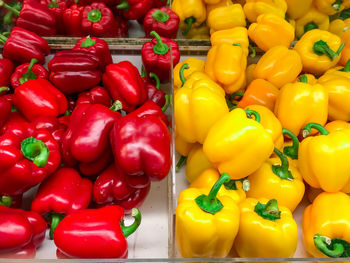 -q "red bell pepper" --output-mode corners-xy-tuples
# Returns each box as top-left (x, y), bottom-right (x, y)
(10, 58), (49, 89)
(0, 109), (33, 138)
(78, 148), (113, 176)
(102, 61), (147, 113)
(0, 27), (50, 64)
(13, 79), (68, 121)
(141, 71), (169, 110)
(54, 206), (141, 258)
(40, 0), (68, 35)
(62, 4), (84, 36)
(31, 167), (93, 239)
(116, 0), (153, 20)
(0, 96), (12, 130)
(48, 50), (102, 95)
(76, 86), (112, 107)
(115, 15), (129, 37)
(82, 2), (118, 37)
(0, 58), (14, 90)
(143, 7), (179, 38)
(73, 36), (113, 70)
(142, 31), (180, 83)
(152, 0), (166, 7)
(131, 99), (169, 126)
(74, 0), (116, 7)
(0, 243), (36, 259)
